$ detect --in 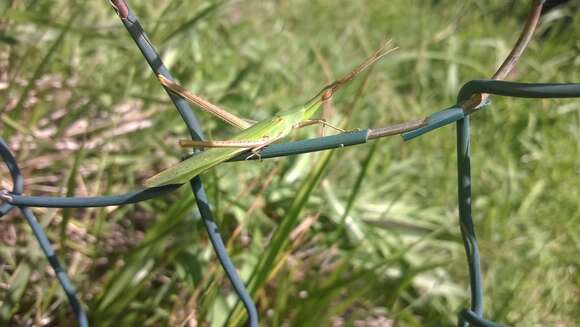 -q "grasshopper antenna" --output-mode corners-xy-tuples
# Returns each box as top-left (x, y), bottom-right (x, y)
(308, 40), (398, 104)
